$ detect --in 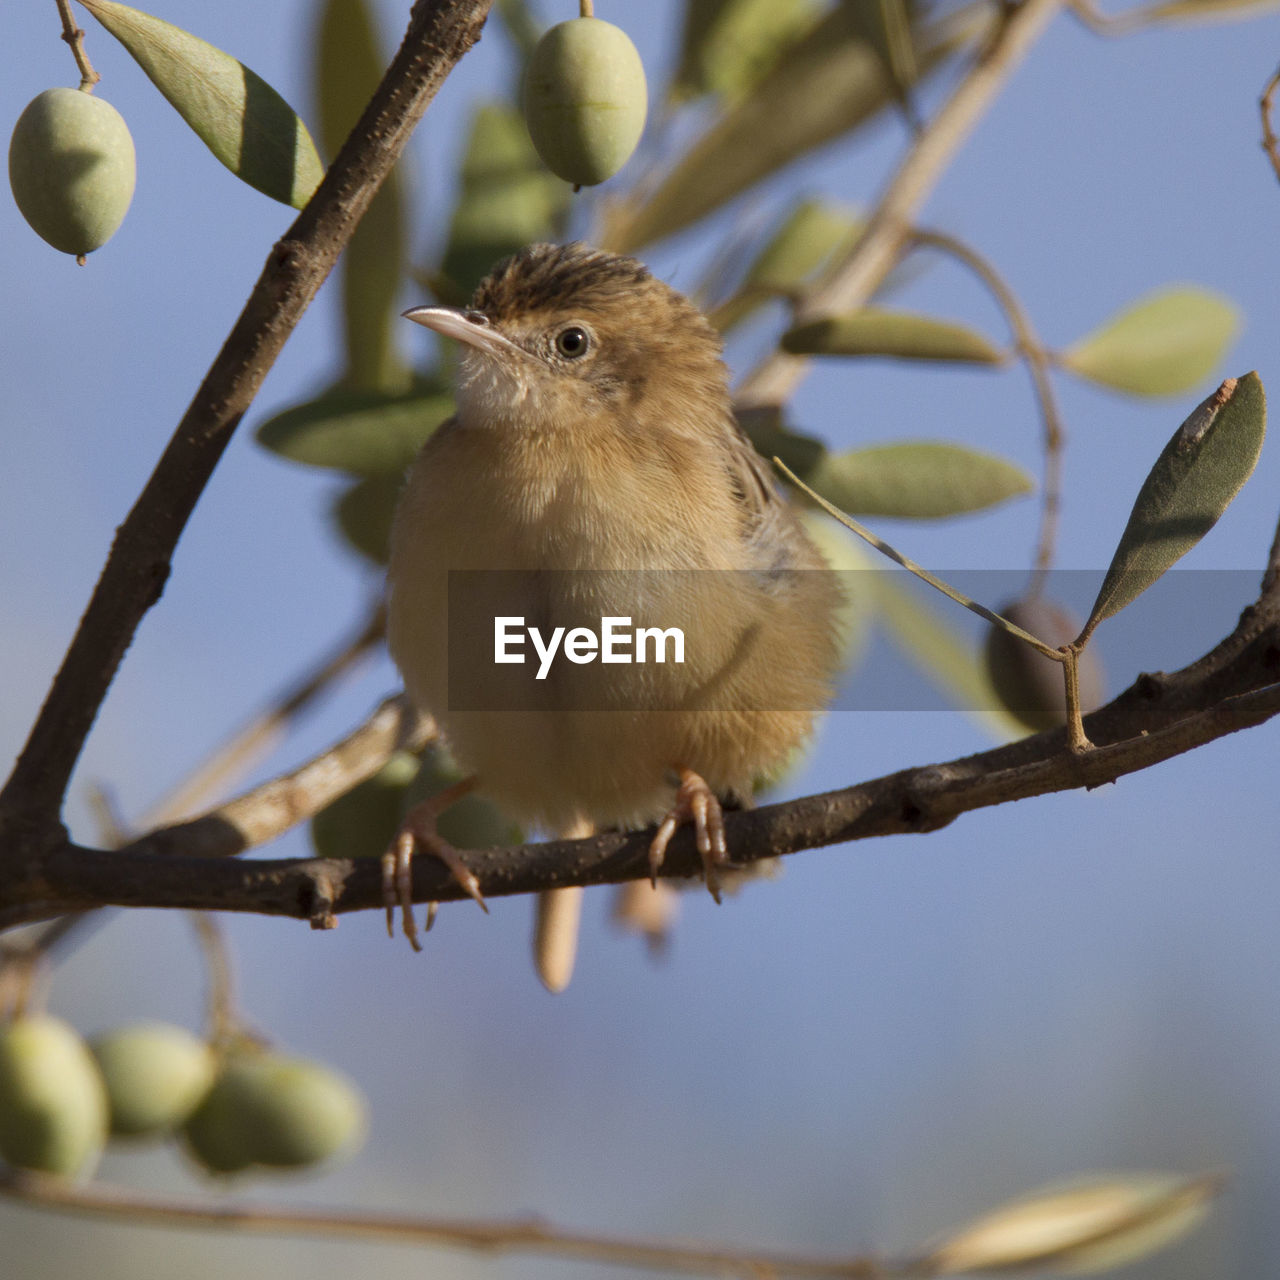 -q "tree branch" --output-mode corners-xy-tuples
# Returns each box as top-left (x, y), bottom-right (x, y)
(0, 0), (491, 843)
(3, 549), (1277, 930)
(0, 1169), (885, 1279)
(737, 0), (1066, 408)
